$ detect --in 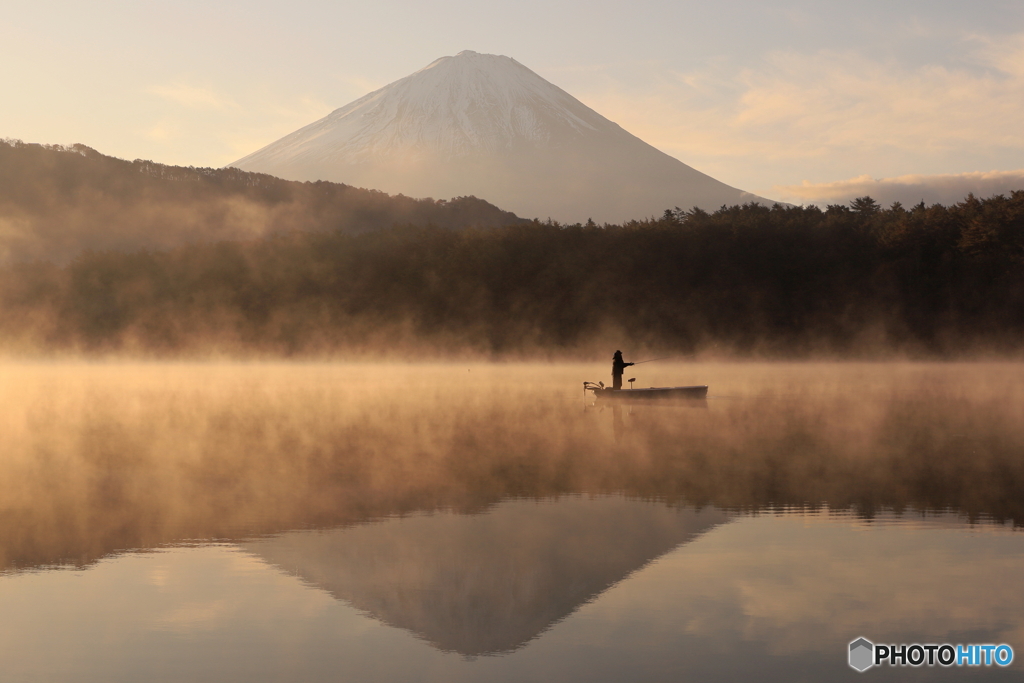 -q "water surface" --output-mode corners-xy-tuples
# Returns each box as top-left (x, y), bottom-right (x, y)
(1, 362), (1021, 680)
